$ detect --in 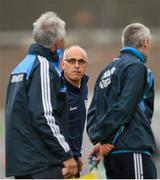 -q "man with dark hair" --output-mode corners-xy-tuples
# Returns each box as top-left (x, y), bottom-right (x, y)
(87, 23), (157, 179)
